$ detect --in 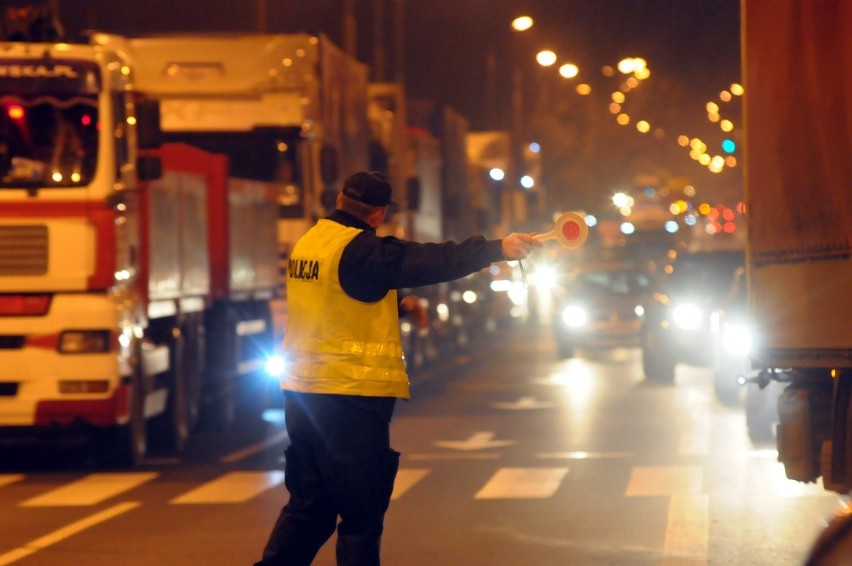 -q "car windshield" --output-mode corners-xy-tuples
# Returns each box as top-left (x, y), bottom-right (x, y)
(0, 94), (99, 188)
(666, 251), (744, 299)
(572, 268), (652, 296)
